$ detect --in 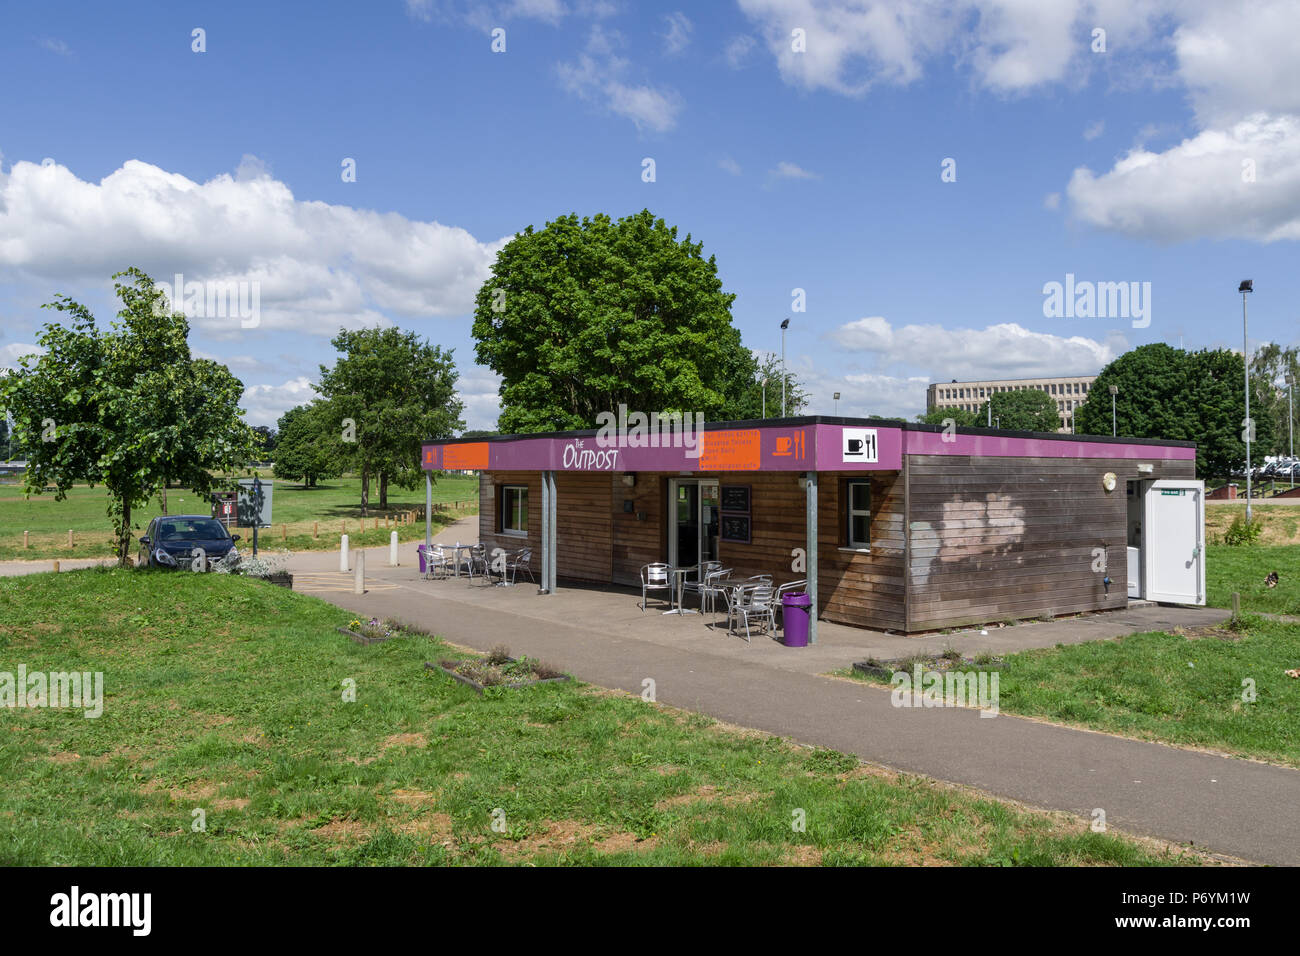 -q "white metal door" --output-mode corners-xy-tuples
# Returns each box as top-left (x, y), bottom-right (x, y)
(1142, 479), (1205, 605)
